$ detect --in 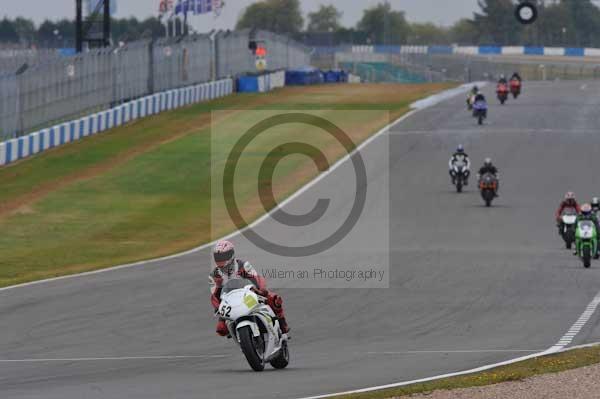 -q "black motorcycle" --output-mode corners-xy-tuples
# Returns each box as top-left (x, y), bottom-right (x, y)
(479, 173), (498, 207)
